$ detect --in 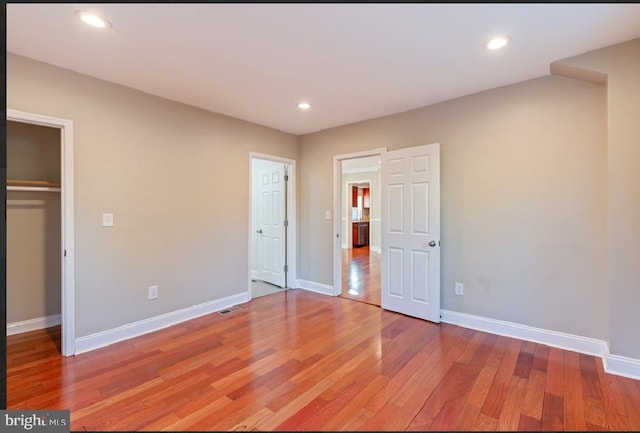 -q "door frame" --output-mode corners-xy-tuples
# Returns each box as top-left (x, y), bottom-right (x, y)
(332, 148), (386, 296)
(248, 152), (297, 297)
(7, 108), (75, 356)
